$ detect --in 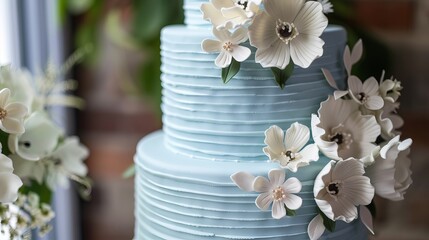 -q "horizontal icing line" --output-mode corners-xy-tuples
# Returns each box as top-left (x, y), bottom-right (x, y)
(138, 208), (312, 240)
(138, 176), (316, 205)
(138, 185), (317, 215)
